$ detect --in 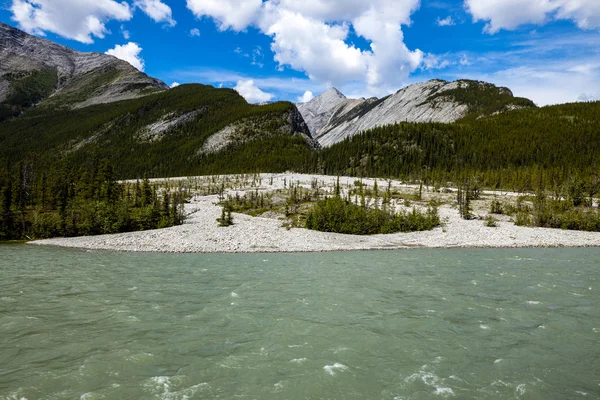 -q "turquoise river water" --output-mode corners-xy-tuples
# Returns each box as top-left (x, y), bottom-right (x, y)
(0, 245), (599, 399)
